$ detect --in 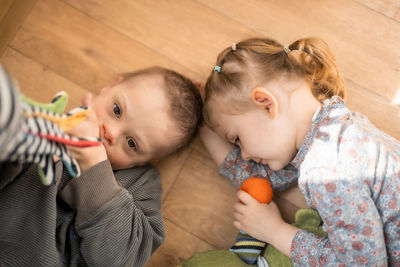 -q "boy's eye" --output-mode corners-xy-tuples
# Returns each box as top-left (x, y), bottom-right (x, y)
(113, 103), (121, 118)
(126, 137), (137, 151)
